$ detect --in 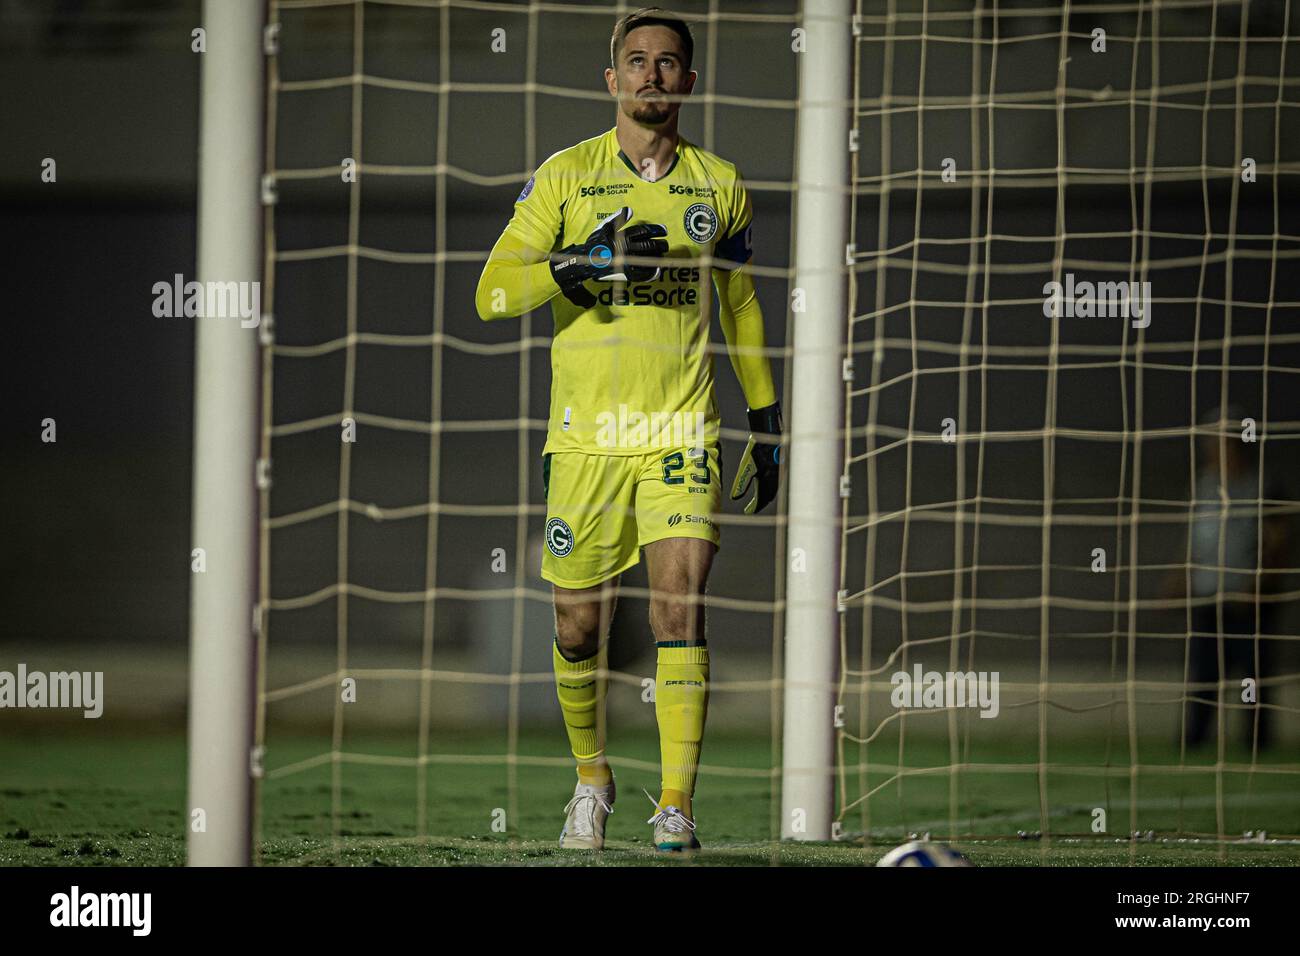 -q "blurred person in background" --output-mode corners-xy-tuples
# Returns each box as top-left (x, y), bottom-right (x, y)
(1174, 406), (1290, 750)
